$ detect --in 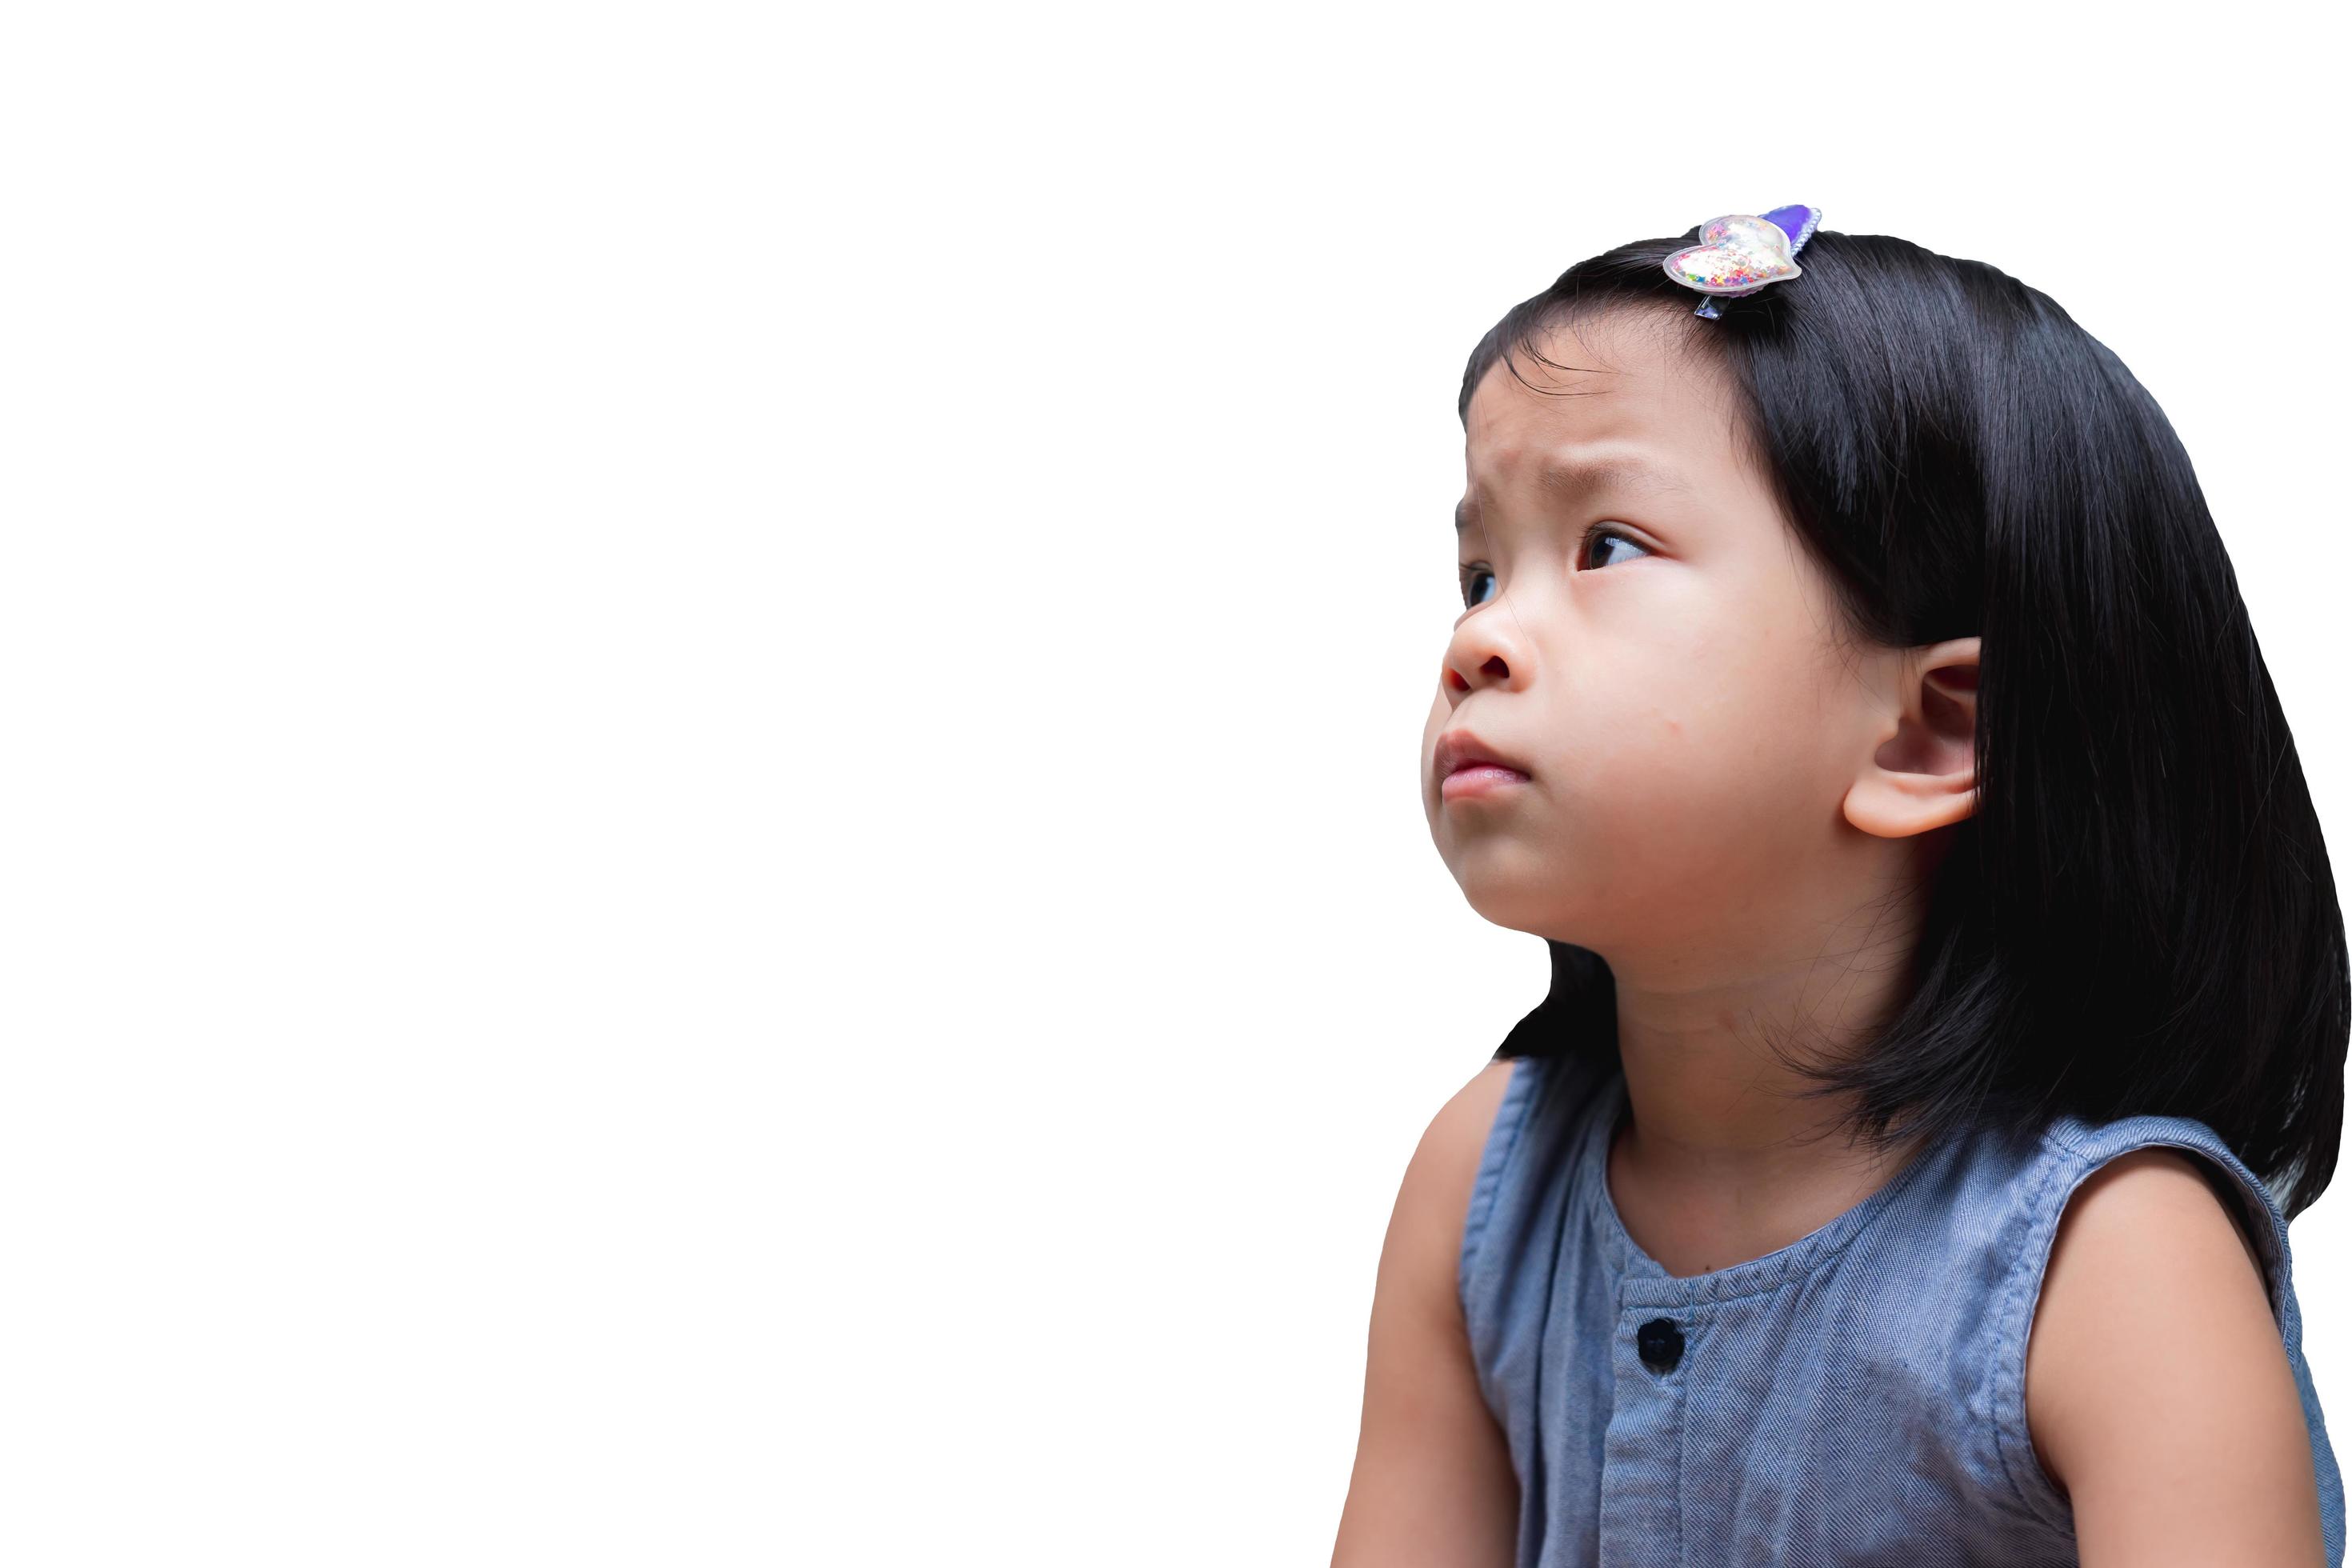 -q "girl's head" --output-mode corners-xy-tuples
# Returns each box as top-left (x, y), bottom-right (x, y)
(1426, 224), (2346, 1217)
